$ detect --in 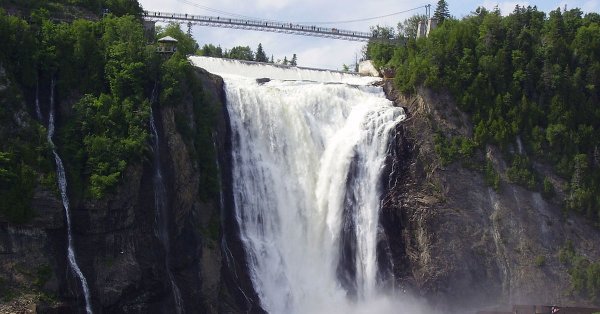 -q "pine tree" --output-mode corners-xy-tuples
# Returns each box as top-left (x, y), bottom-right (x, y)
(283, 56), (288, 65)
(433, 0), (450, 23)
(270, 54), (274, 63)
(290, 54), (297, 66)
(255, 43), (268, 62)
